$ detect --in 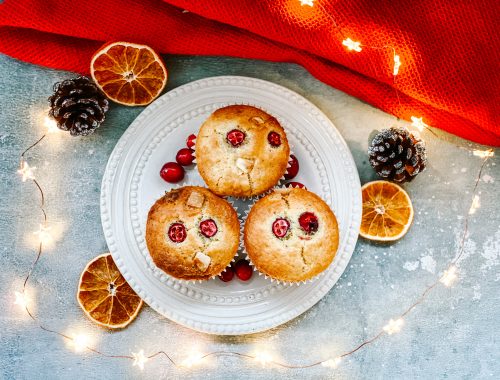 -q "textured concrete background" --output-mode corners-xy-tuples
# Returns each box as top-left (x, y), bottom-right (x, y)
(0, 53), (499, 380)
